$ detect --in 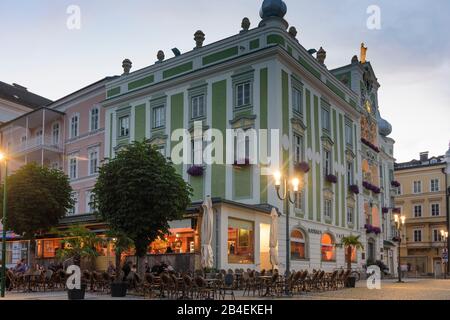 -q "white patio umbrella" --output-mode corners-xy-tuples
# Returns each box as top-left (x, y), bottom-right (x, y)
(201, 196), (214, 269)
(269, 207), (279, 269)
